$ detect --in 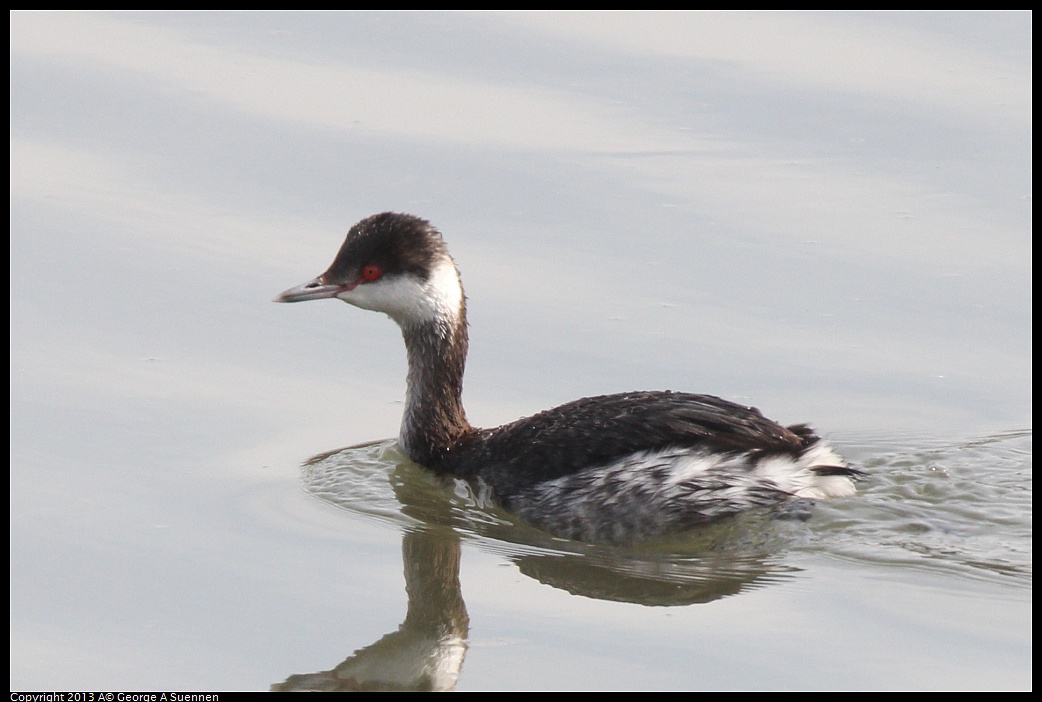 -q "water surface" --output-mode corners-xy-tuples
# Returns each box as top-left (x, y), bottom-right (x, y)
(10, 10), (1031, 691)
